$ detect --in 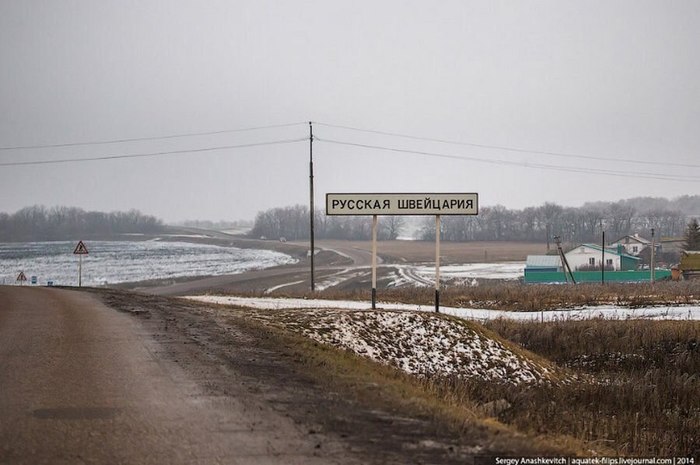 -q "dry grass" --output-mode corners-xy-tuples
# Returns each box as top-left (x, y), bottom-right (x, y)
(476, 318), (700, 456)
(224, 308), (584, 456)
(258, 280), (700, 311)
(206, 278), (700, 455)
(314, 239), (546, 264)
